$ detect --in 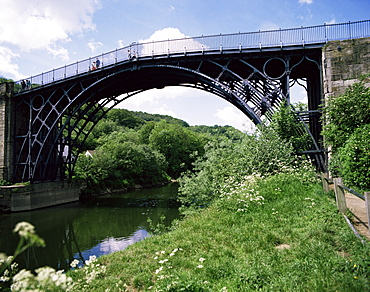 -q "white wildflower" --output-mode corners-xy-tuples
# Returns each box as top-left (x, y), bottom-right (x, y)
(70, 259), (79, 268)
(13, 222), (35, 238)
